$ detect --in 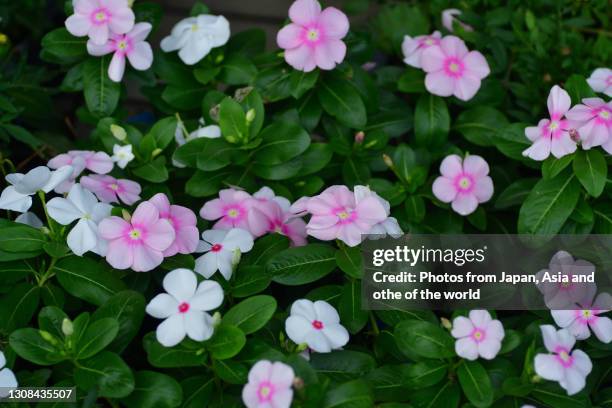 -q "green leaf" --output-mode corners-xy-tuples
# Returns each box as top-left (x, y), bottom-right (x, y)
(0, 124), (42, 148)
(573, 149), (607, 197)
(342, 157), (370, 186)
(74, 351), (134, 398)
(141, 116), (179, 155)
(454, 106), (508, 146)
(290, 70), (320, 99)
(38, 306), (68, 339)
(366, 365), (411, 402)
(310, 350), (376, 381)
(43, 242), (70, 258)
(186, 170), (232, 197)
(213, 359), (248, 384)
(0, 283), (40, 332)
(518, 171), (581, 234)
(76, 317), (119, 359)
(254, 121), (310, 165)
(9, 328), (66, 365)
(267, 244), (336, 285)
(499, 330), (521, 354)
(133, 156), (169, 183)
(494, 123), (532, 161)
(403, 360), (447, 389)
(0, 225), (46, 253)
(398, 69), (426, 93)
(92, 290), (145, 353)
(194, 66), (221, 85)
(338, 280), (368, 334)
(220, 55), (257, 85)
(564, 74), (596, 103)
(0, 260), (32, 284)
(52, 256), (126, 306)
(318, 75), (367, 129)
(121, 371), (183, 408)
(335, 245), (363, 278)
(83, 57), (120, 117)
(299, 143), (333, 175)
(241, 234), (290, 266)
(174, 137), (234, 170)
(394, 320), (455, 359)
(405, 195), (426, 223)
(41, 28), (87, 60)
(542, 155), (574, 179)
(532, 382), (590, 408)
(323, 379), (373, 408)
(219, 97), (248, 143)
(206, 324), (246, 360)
(414, 94), (450, 147)
(162, 85), (206, 110)
(143, 333), (207, 368)
(231, 265), (271, 298)
(411, 381), (460, 408)
(181, 376), (215, 408)
(223, 295), (277, 334)
(494, 178), (538, 209)
(457, 360), (494, 408)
